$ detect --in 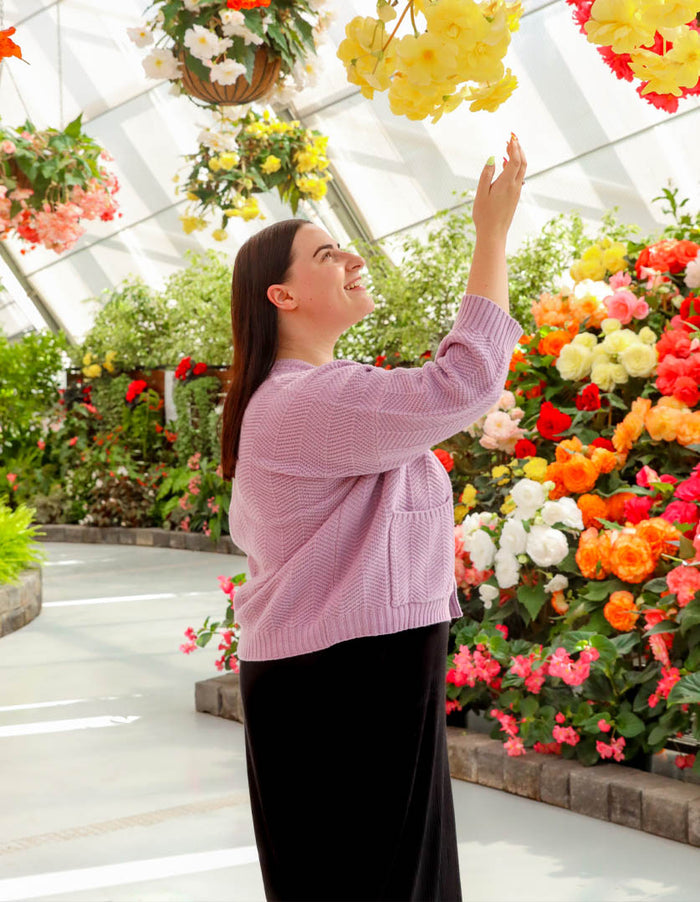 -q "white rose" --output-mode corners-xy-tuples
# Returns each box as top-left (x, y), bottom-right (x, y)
(142, 48), (181, 80)
(619, 342), (657, 378)
(601, 328), (636, 355)
(571, 332), (598, 350)
(556, 342), (593, 381)
(526, 525), (569, 567)
(197, 128), (240, 152)
(184, 25), (232, 61)
(510, 478), (546, 520)
(499, 518), (528, 555)
(544, 574), (569, 593)
(494, 548), (520, 588)
(478, 583), (500, 607)
(600, 318), (621, 334)
(638, 326), (657, 345)
(126, 25), (154, 48)
(540, 497), (583, 529)
(469, 530), (496, 571)
(685, 253), (700, 290)
(209, 59), (247, 85)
